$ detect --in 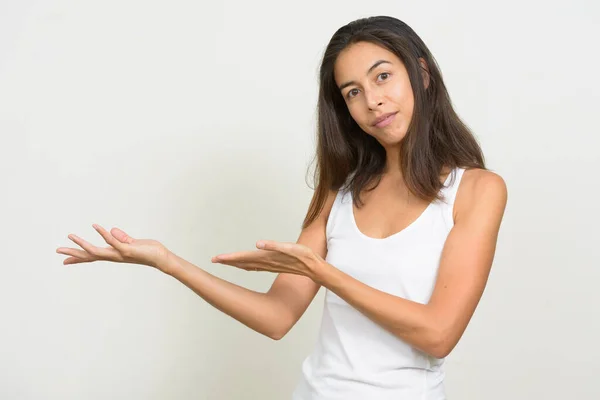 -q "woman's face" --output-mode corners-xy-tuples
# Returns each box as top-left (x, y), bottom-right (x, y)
(334, 41), (421, 147)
